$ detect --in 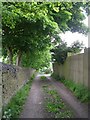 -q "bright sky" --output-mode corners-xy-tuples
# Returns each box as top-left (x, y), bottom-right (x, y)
(60, 16), (88, 51)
